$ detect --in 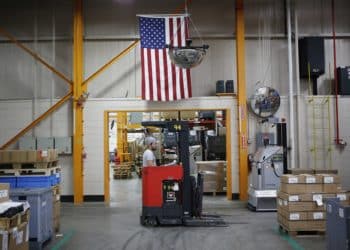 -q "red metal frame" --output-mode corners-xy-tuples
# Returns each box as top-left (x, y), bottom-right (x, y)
(142, 165), (183, 207)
